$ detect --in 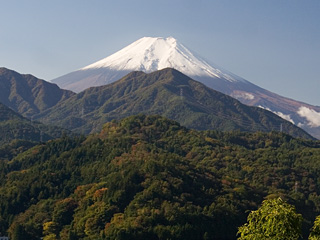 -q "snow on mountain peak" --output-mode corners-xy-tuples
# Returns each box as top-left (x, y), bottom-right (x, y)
(81, 36), (242, 82)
